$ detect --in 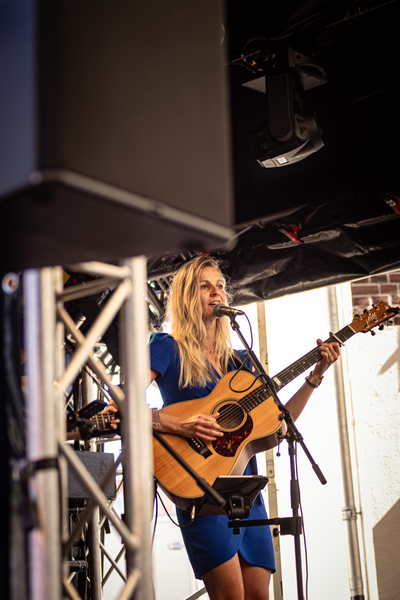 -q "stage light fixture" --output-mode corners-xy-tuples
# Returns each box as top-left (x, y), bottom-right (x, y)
(247, 49), (327, 168)
(249, 72), (324, 168)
